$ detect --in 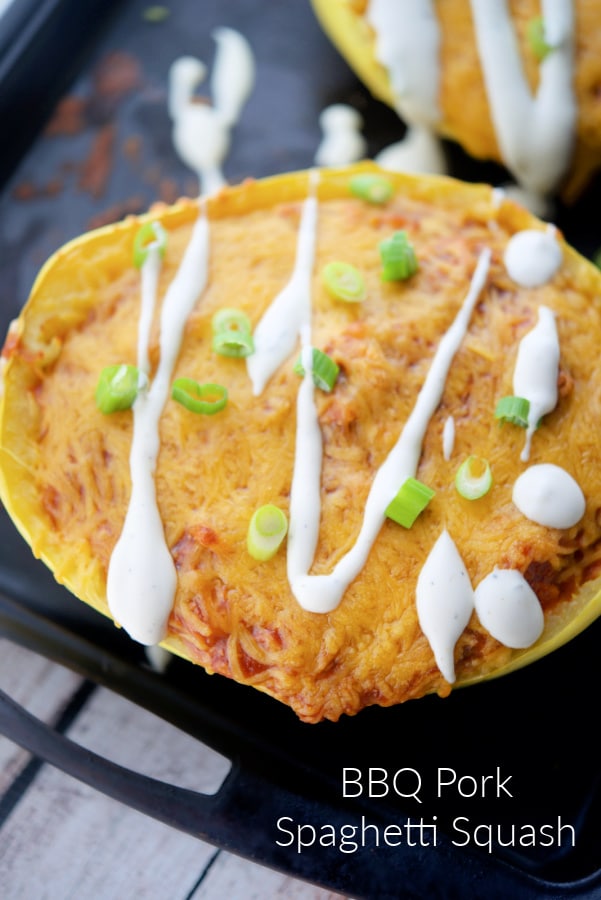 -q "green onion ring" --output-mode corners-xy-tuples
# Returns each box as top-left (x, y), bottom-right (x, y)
(133, 221), (168, 269)
(212, 307), (252, 334)
(212, 329), (255, 358)
(247, 504), (288, 561)
(293, 347), (340, 392)
(349, 173), (394, 205)
(95, 364), (145, 414)
(527, 17), (553, 61)
(171, 378), (228, 415)
(455, 456), (493, 500)
(322, 261), (366, 303)
(211, 308), (255, 357)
